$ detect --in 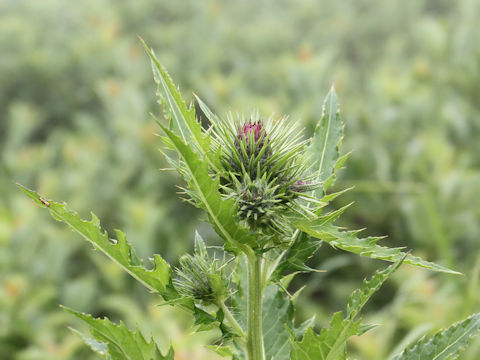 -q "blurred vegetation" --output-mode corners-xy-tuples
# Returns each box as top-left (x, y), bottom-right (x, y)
(1, 0), (480, 359)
